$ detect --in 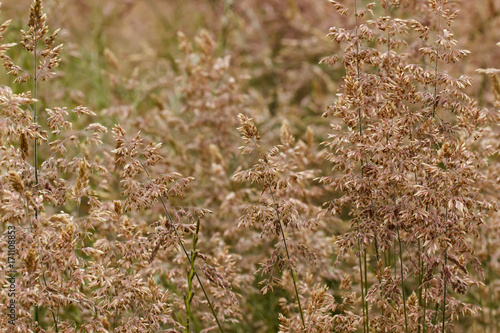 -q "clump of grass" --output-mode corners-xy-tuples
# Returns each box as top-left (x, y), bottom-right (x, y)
(320, 0), (492, 332)
(184, 217), (200, 332)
